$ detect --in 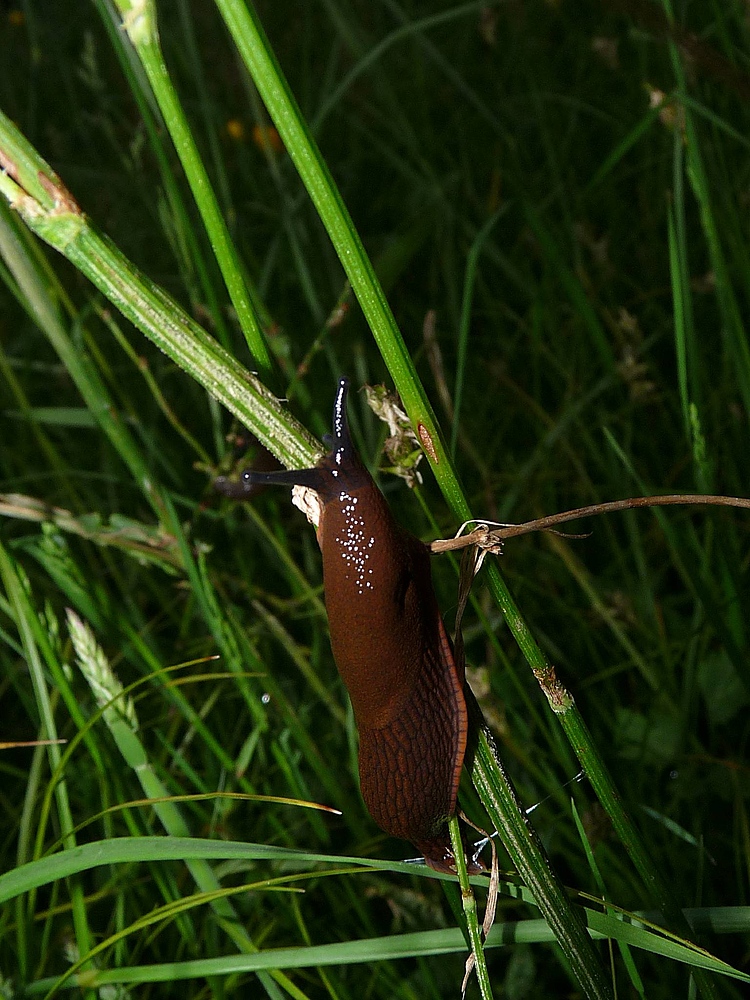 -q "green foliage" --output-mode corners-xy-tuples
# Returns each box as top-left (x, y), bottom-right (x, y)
(1, 1), (749, 997)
